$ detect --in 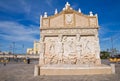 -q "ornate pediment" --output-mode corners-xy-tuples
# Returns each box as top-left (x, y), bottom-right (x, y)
(40, 2), (99, 29)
